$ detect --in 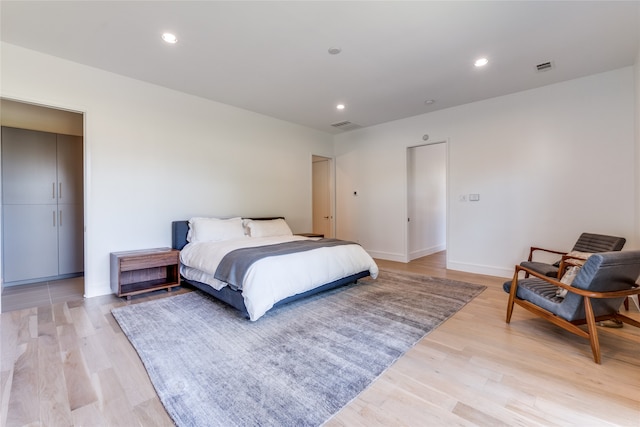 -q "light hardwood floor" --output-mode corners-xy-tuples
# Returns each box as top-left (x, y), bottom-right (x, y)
(2, 252), (639, 426)
(1, 277), (84, 313)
